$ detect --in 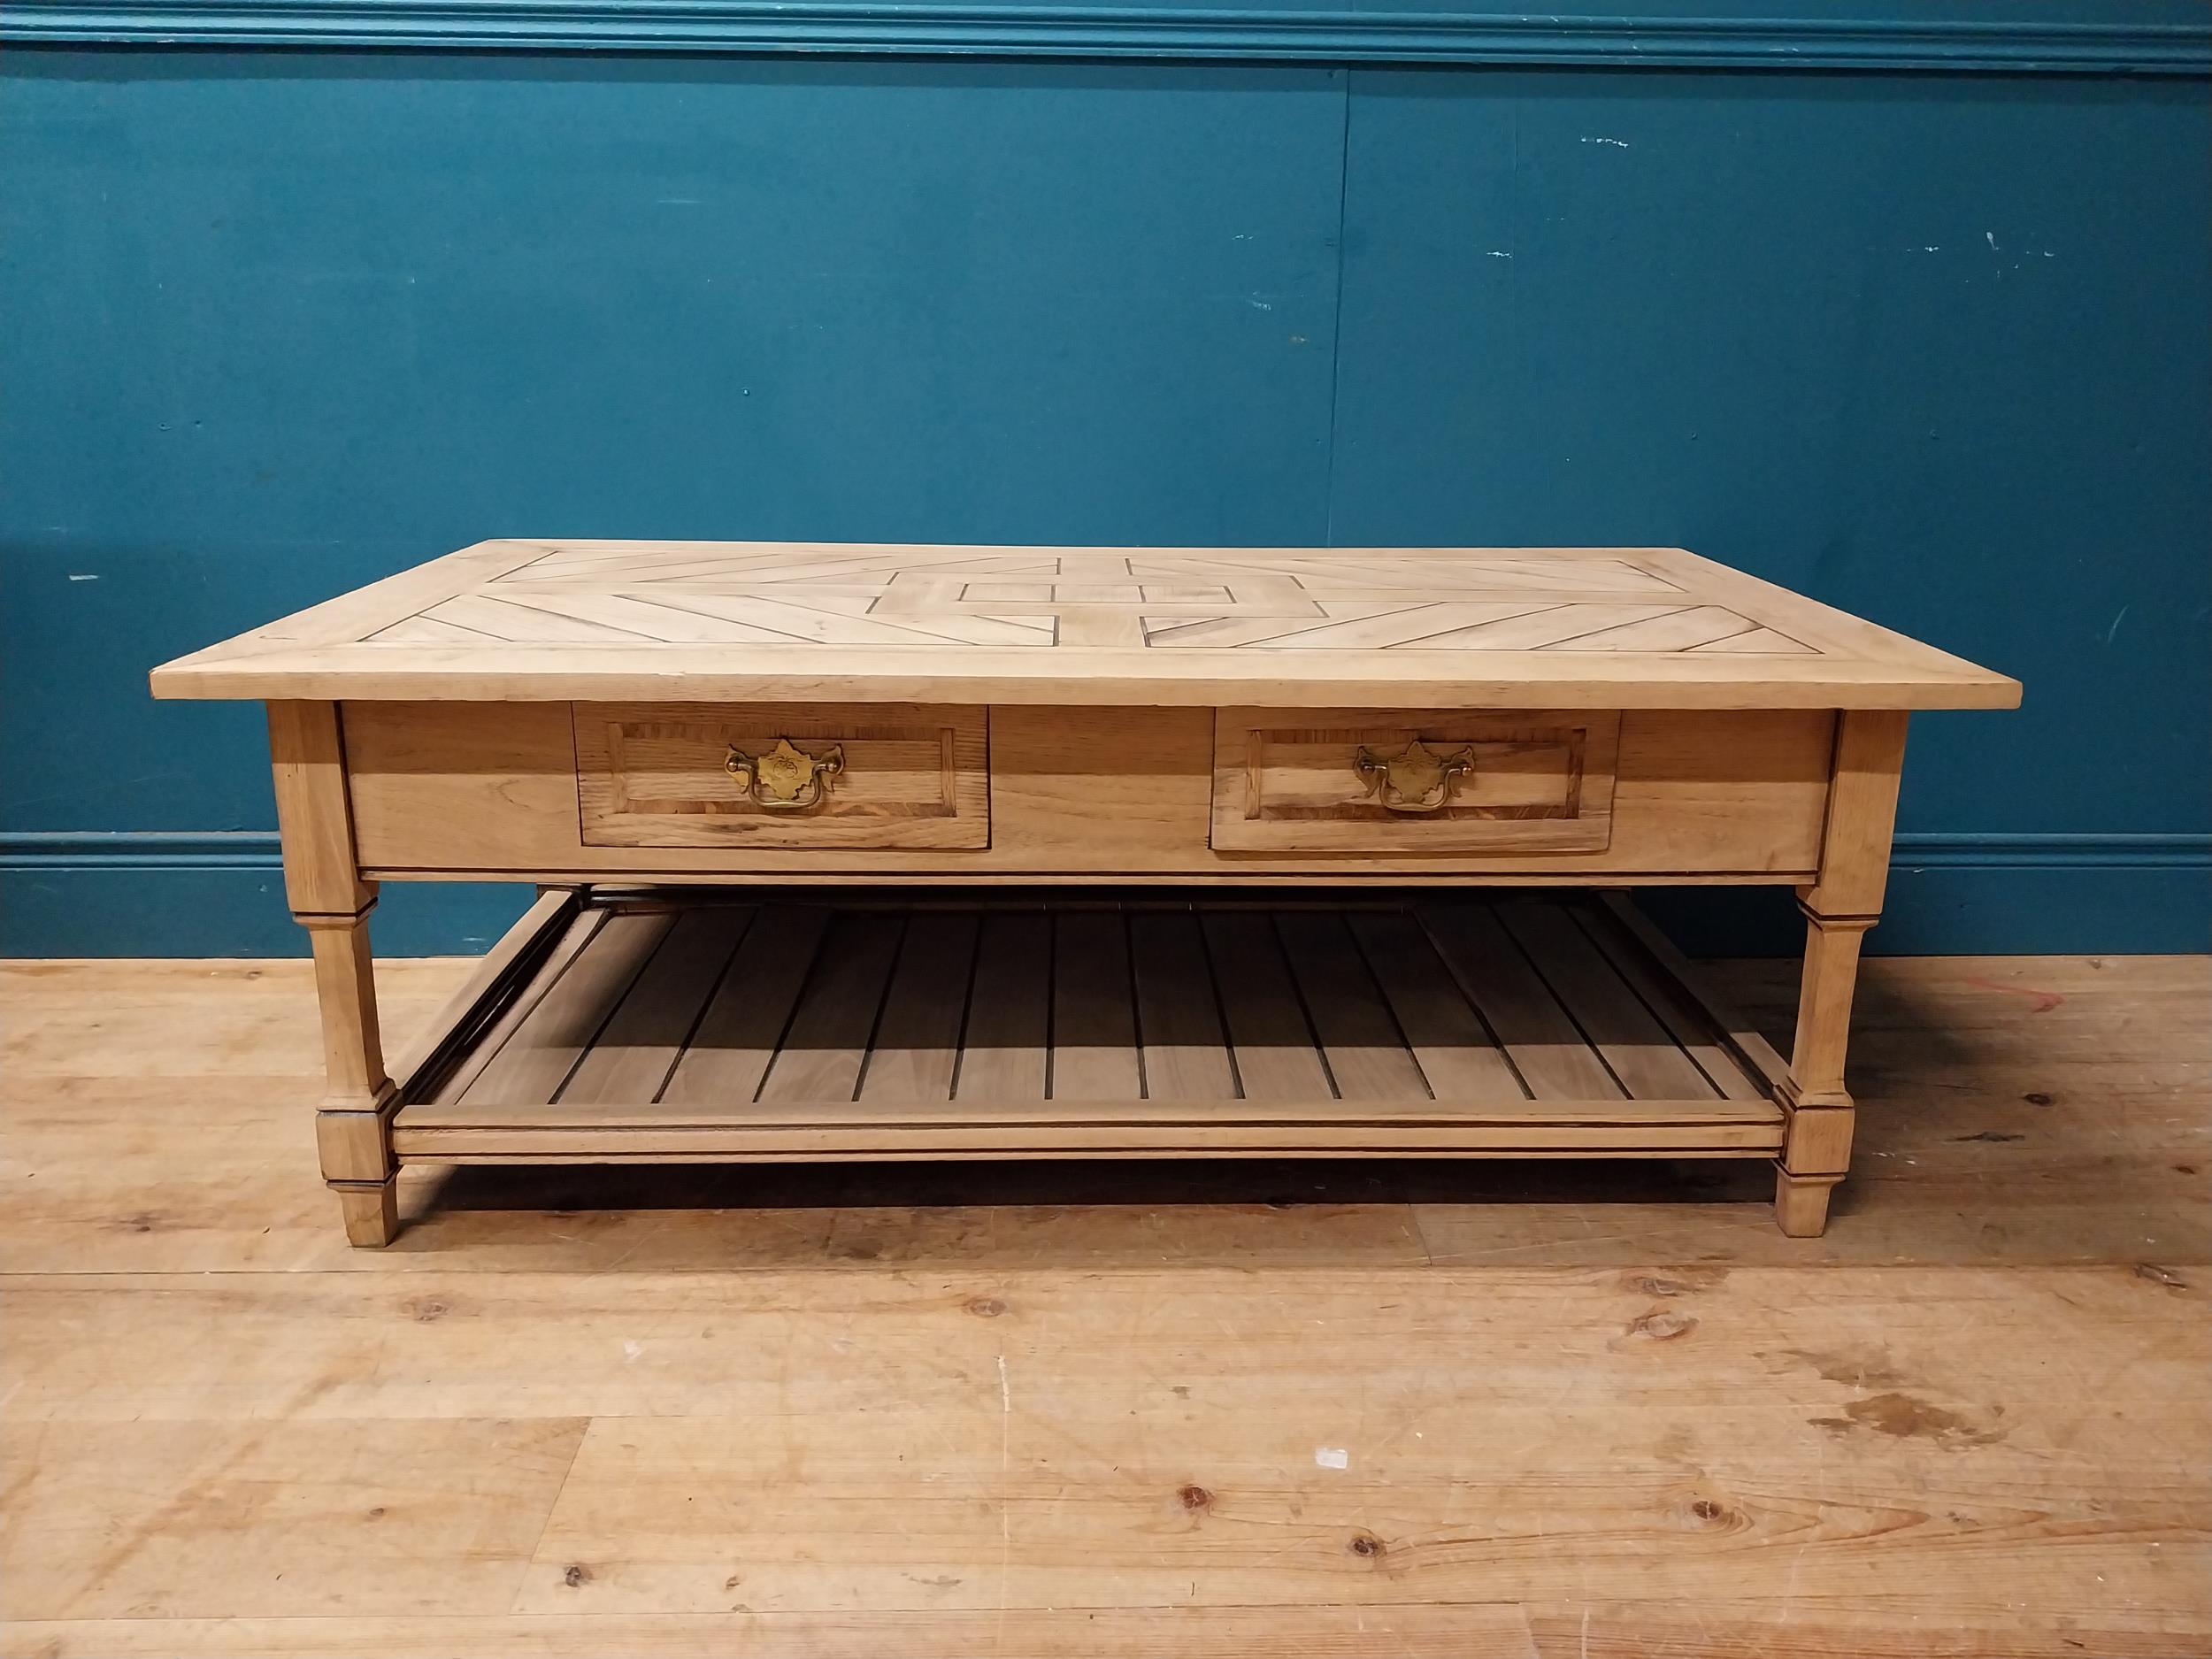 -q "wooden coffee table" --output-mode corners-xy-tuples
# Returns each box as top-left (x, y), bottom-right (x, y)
(150, 542), (2018, 1245)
